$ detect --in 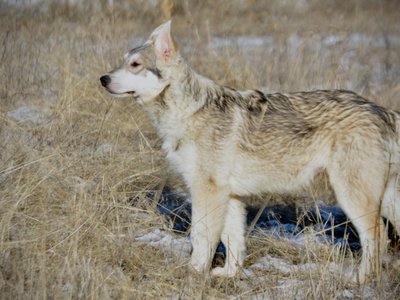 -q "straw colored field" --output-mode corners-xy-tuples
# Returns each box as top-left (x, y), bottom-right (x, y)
(1, 0), (399, 299)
